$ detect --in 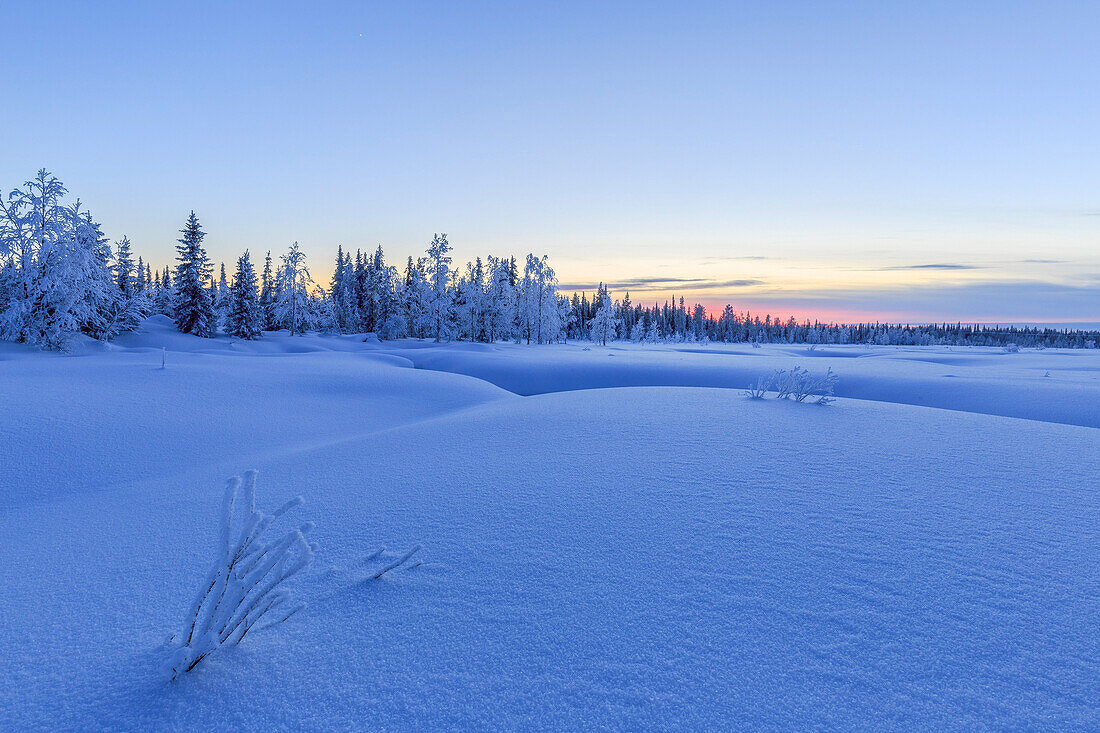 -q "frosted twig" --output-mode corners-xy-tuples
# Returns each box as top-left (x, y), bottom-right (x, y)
(165, 470), (315, 680)
(372, 545), (422, 580)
